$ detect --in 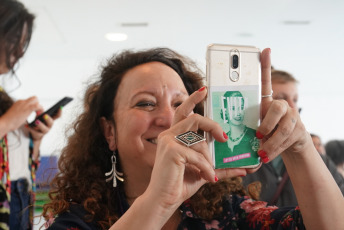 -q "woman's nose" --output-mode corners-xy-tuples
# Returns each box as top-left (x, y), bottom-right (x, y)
(155, 106), (174, 127)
